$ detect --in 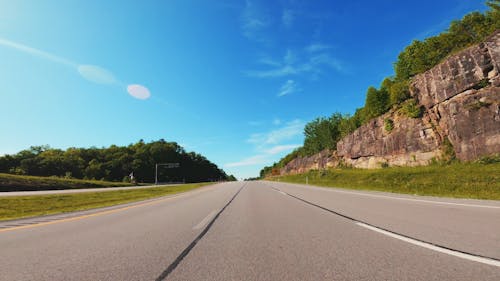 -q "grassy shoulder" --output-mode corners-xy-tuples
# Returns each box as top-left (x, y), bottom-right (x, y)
(0, 173), (134, 192)
(0, 182), (212, 221)
(268, 162), (500, 200)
